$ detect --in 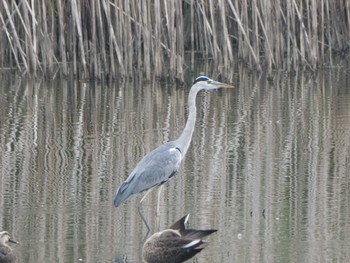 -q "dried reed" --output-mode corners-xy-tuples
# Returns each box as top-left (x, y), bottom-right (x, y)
(0, 0), (349, 79)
